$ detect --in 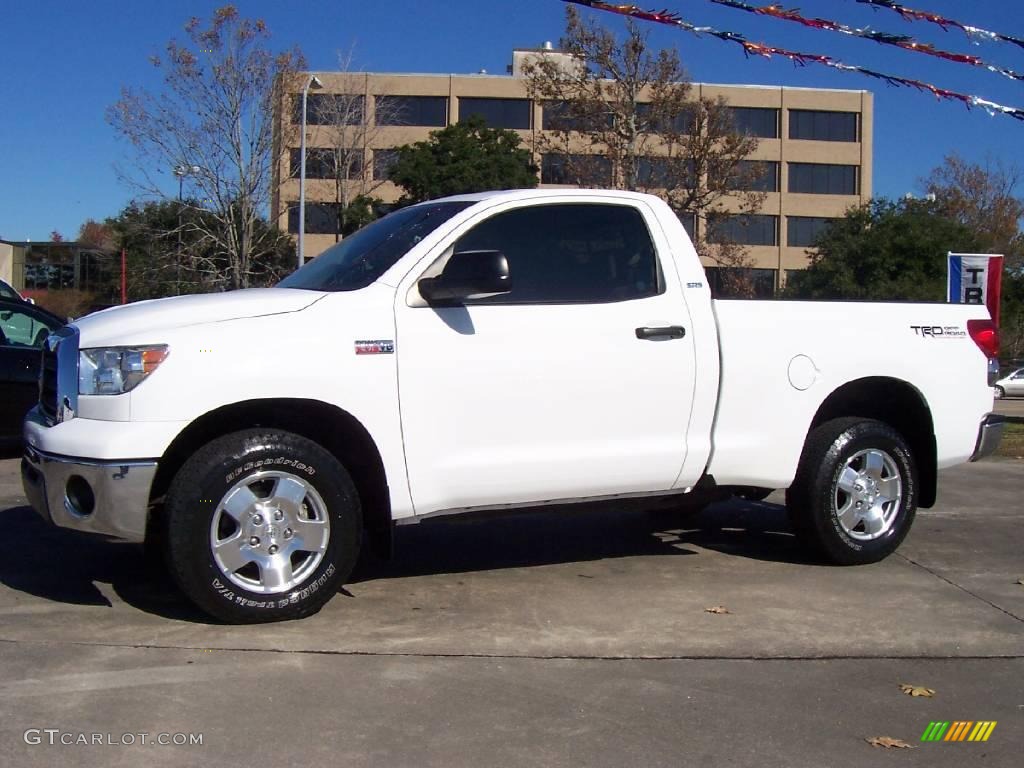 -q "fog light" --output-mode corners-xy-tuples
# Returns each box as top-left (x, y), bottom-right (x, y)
(65, 475), (96, 517)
